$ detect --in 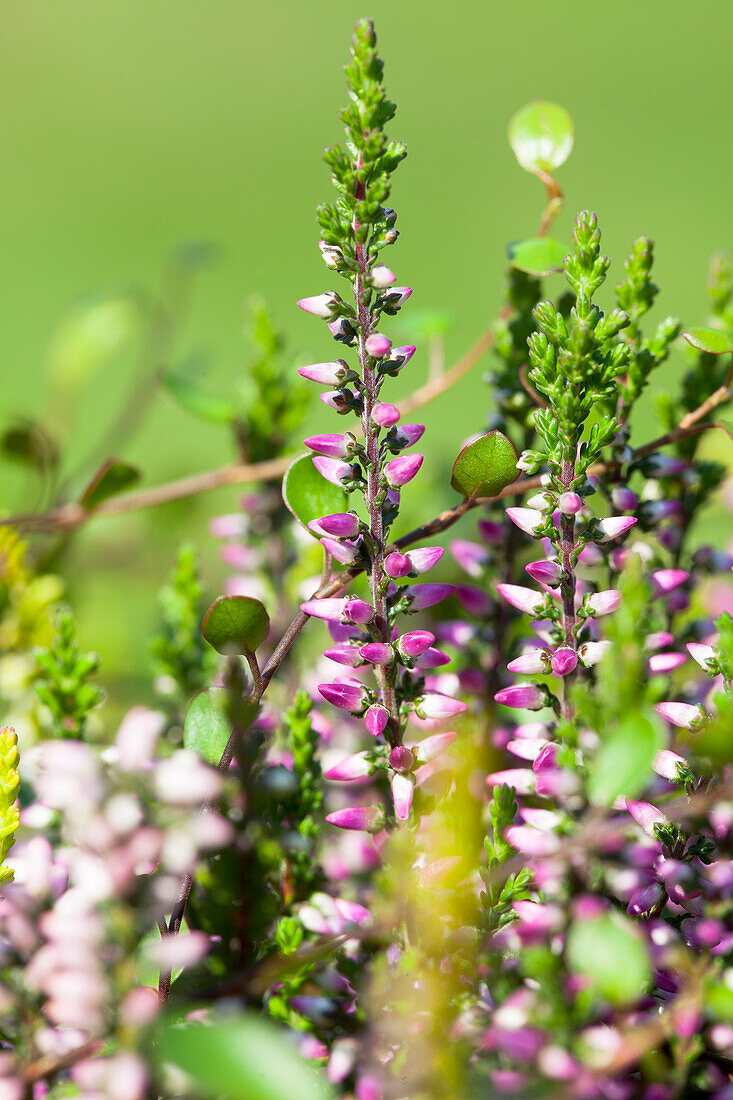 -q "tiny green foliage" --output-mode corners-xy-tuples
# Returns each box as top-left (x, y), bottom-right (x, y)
(507, 237), (567, 277)
(78, 458), (140, 510)
(450, 431), (518, 499)
(0, 727), (19, 885)
(34, 607), (103, 739)
(151, 543), (216, 705)
(281, 690), (322, 900)
(508, 100), (574, 174)
(201, 594), (270, 656)
(282, 453), (347, 533)
(566, 911), (651, 1005)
